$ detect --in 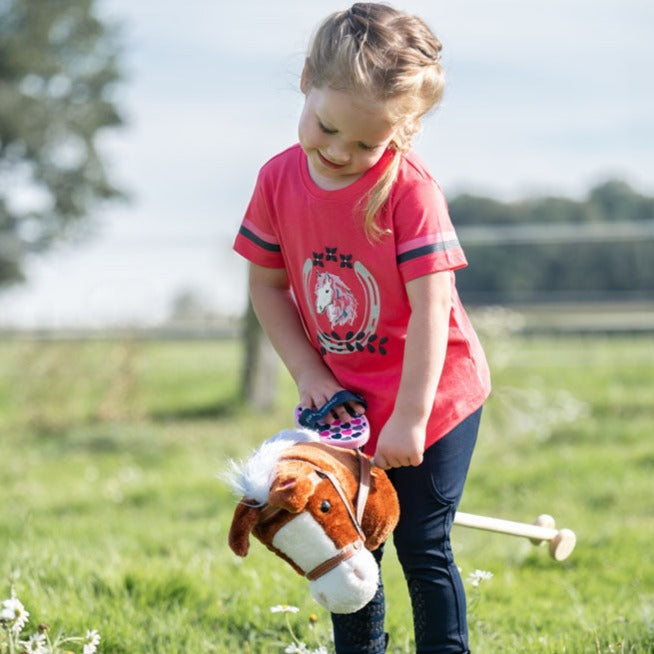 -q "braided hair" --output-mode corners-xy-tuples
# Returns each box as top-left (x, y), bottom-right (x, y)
(303, 3), (445, 239)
